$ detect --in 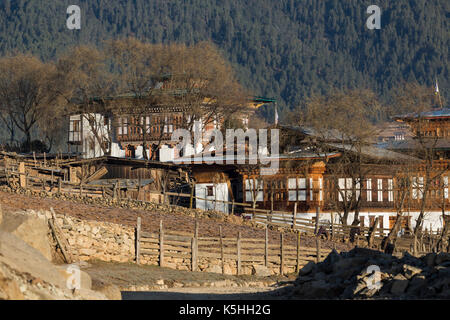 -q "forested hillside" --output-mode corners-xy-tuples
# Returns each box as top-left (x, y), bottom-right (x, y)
(0, 0), (448, 120)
